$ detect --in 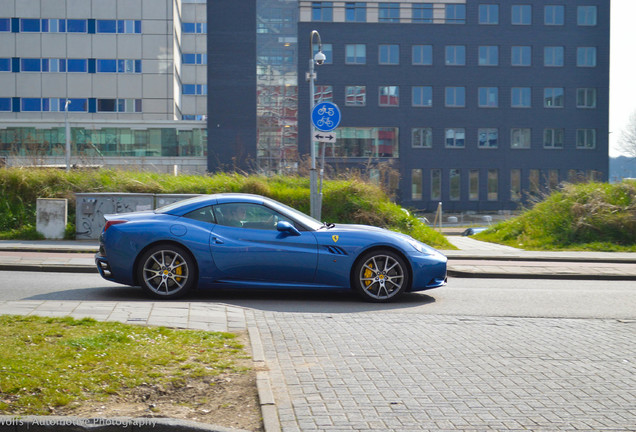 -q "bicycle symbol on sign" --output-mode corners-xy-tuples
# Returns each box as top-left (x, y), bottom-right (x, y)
(316, 117), (334, 128)
(317, 106), (335, 117)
